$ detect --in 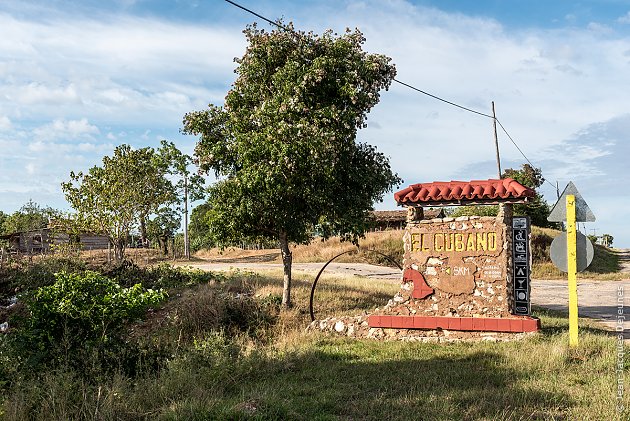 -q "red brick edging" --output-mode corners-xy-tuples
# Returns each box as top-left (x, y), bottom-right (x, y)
(368, 315), (540, 333)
